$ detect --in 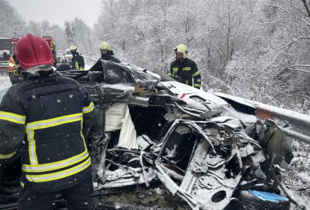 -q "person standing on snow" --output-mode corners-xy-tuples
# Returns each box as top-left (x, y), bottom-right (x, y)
(70, 45), (85, 70)
(0, 33), (98, 210)
(99, 41), (121, 63)
(169, 44), (201, 89)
